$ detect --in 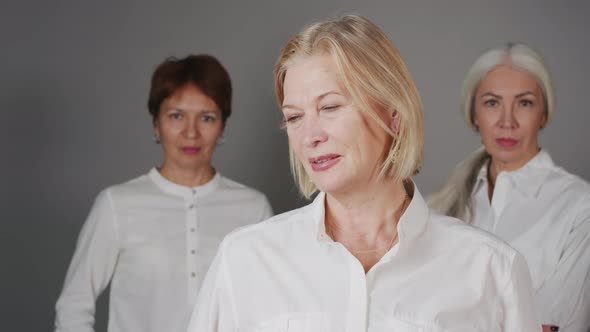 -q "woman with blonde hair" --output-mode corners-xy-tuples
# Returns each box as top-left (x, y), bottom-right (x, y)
(430, 43), (590, 331)
(188, 16), (539, 331)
